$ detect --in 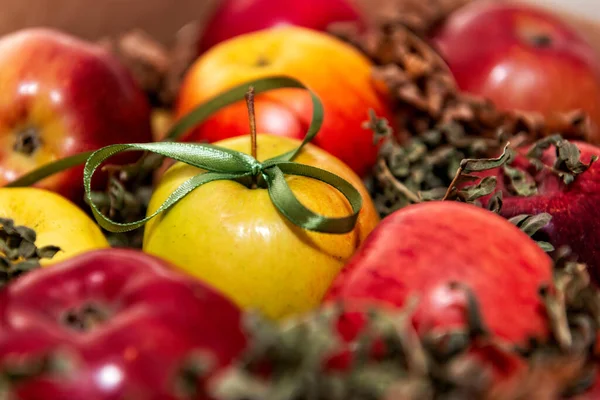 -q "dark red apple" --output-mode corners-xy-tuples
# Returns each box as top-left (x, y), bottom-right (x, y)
(0, 28), (153, 202)
(430, 1), (600, 142)
(197, 0), (364, 53)
(0, 248), (246, 400)
(479, 139), (600, 285)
